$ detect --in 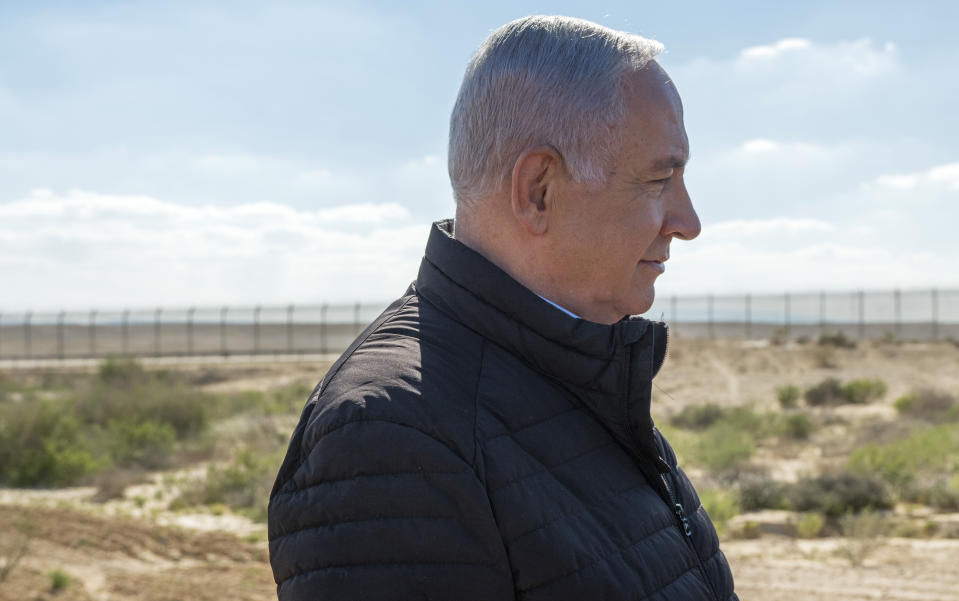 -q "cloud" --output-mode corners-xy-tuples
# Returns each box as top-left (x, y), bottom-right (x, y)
(667, 36), (905, 147)
(0, 189), (428, 310)
(0, 149), (455, 221)
(874, 161), (959, 191)
(739, 38), (812, 60)
(705, 218), (835, 238)
(735, 37), (897, 79)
